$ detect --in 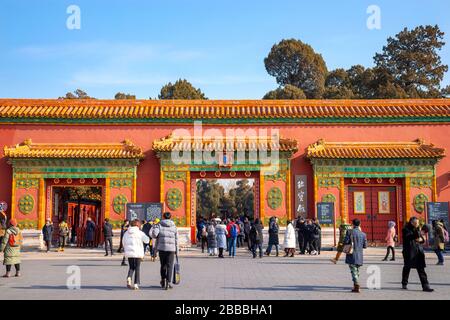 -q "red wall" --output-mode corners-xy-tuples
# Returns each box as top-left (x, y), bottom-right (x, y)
(1, 123), (449, 218)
